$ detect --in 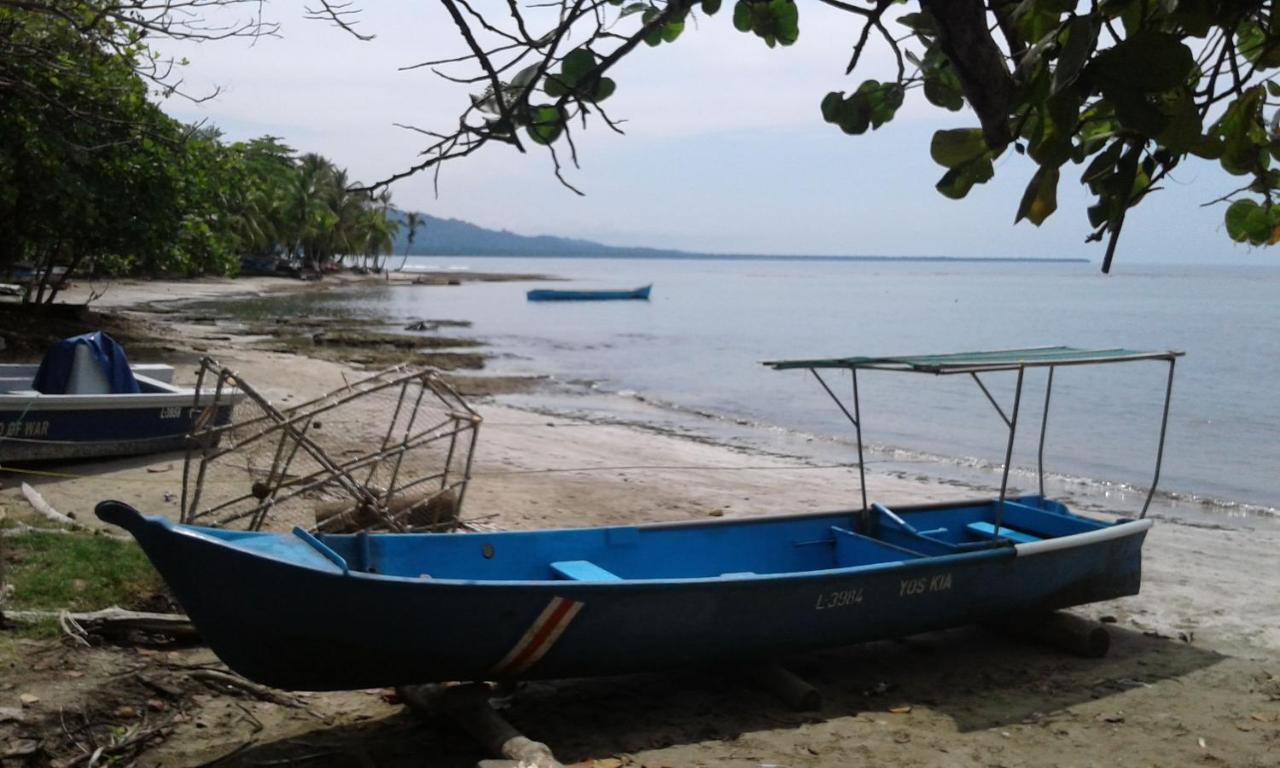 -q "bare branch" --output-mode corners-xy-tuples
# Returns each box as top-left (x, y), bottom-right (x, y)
(304, 0), (375, 41)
